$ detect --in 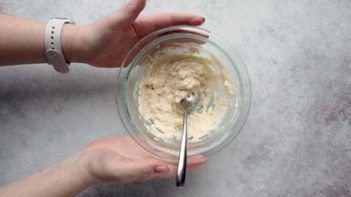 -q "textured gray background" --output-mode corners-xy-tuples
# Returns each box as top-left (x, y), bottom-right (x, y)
(1, 0), (351, 196)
